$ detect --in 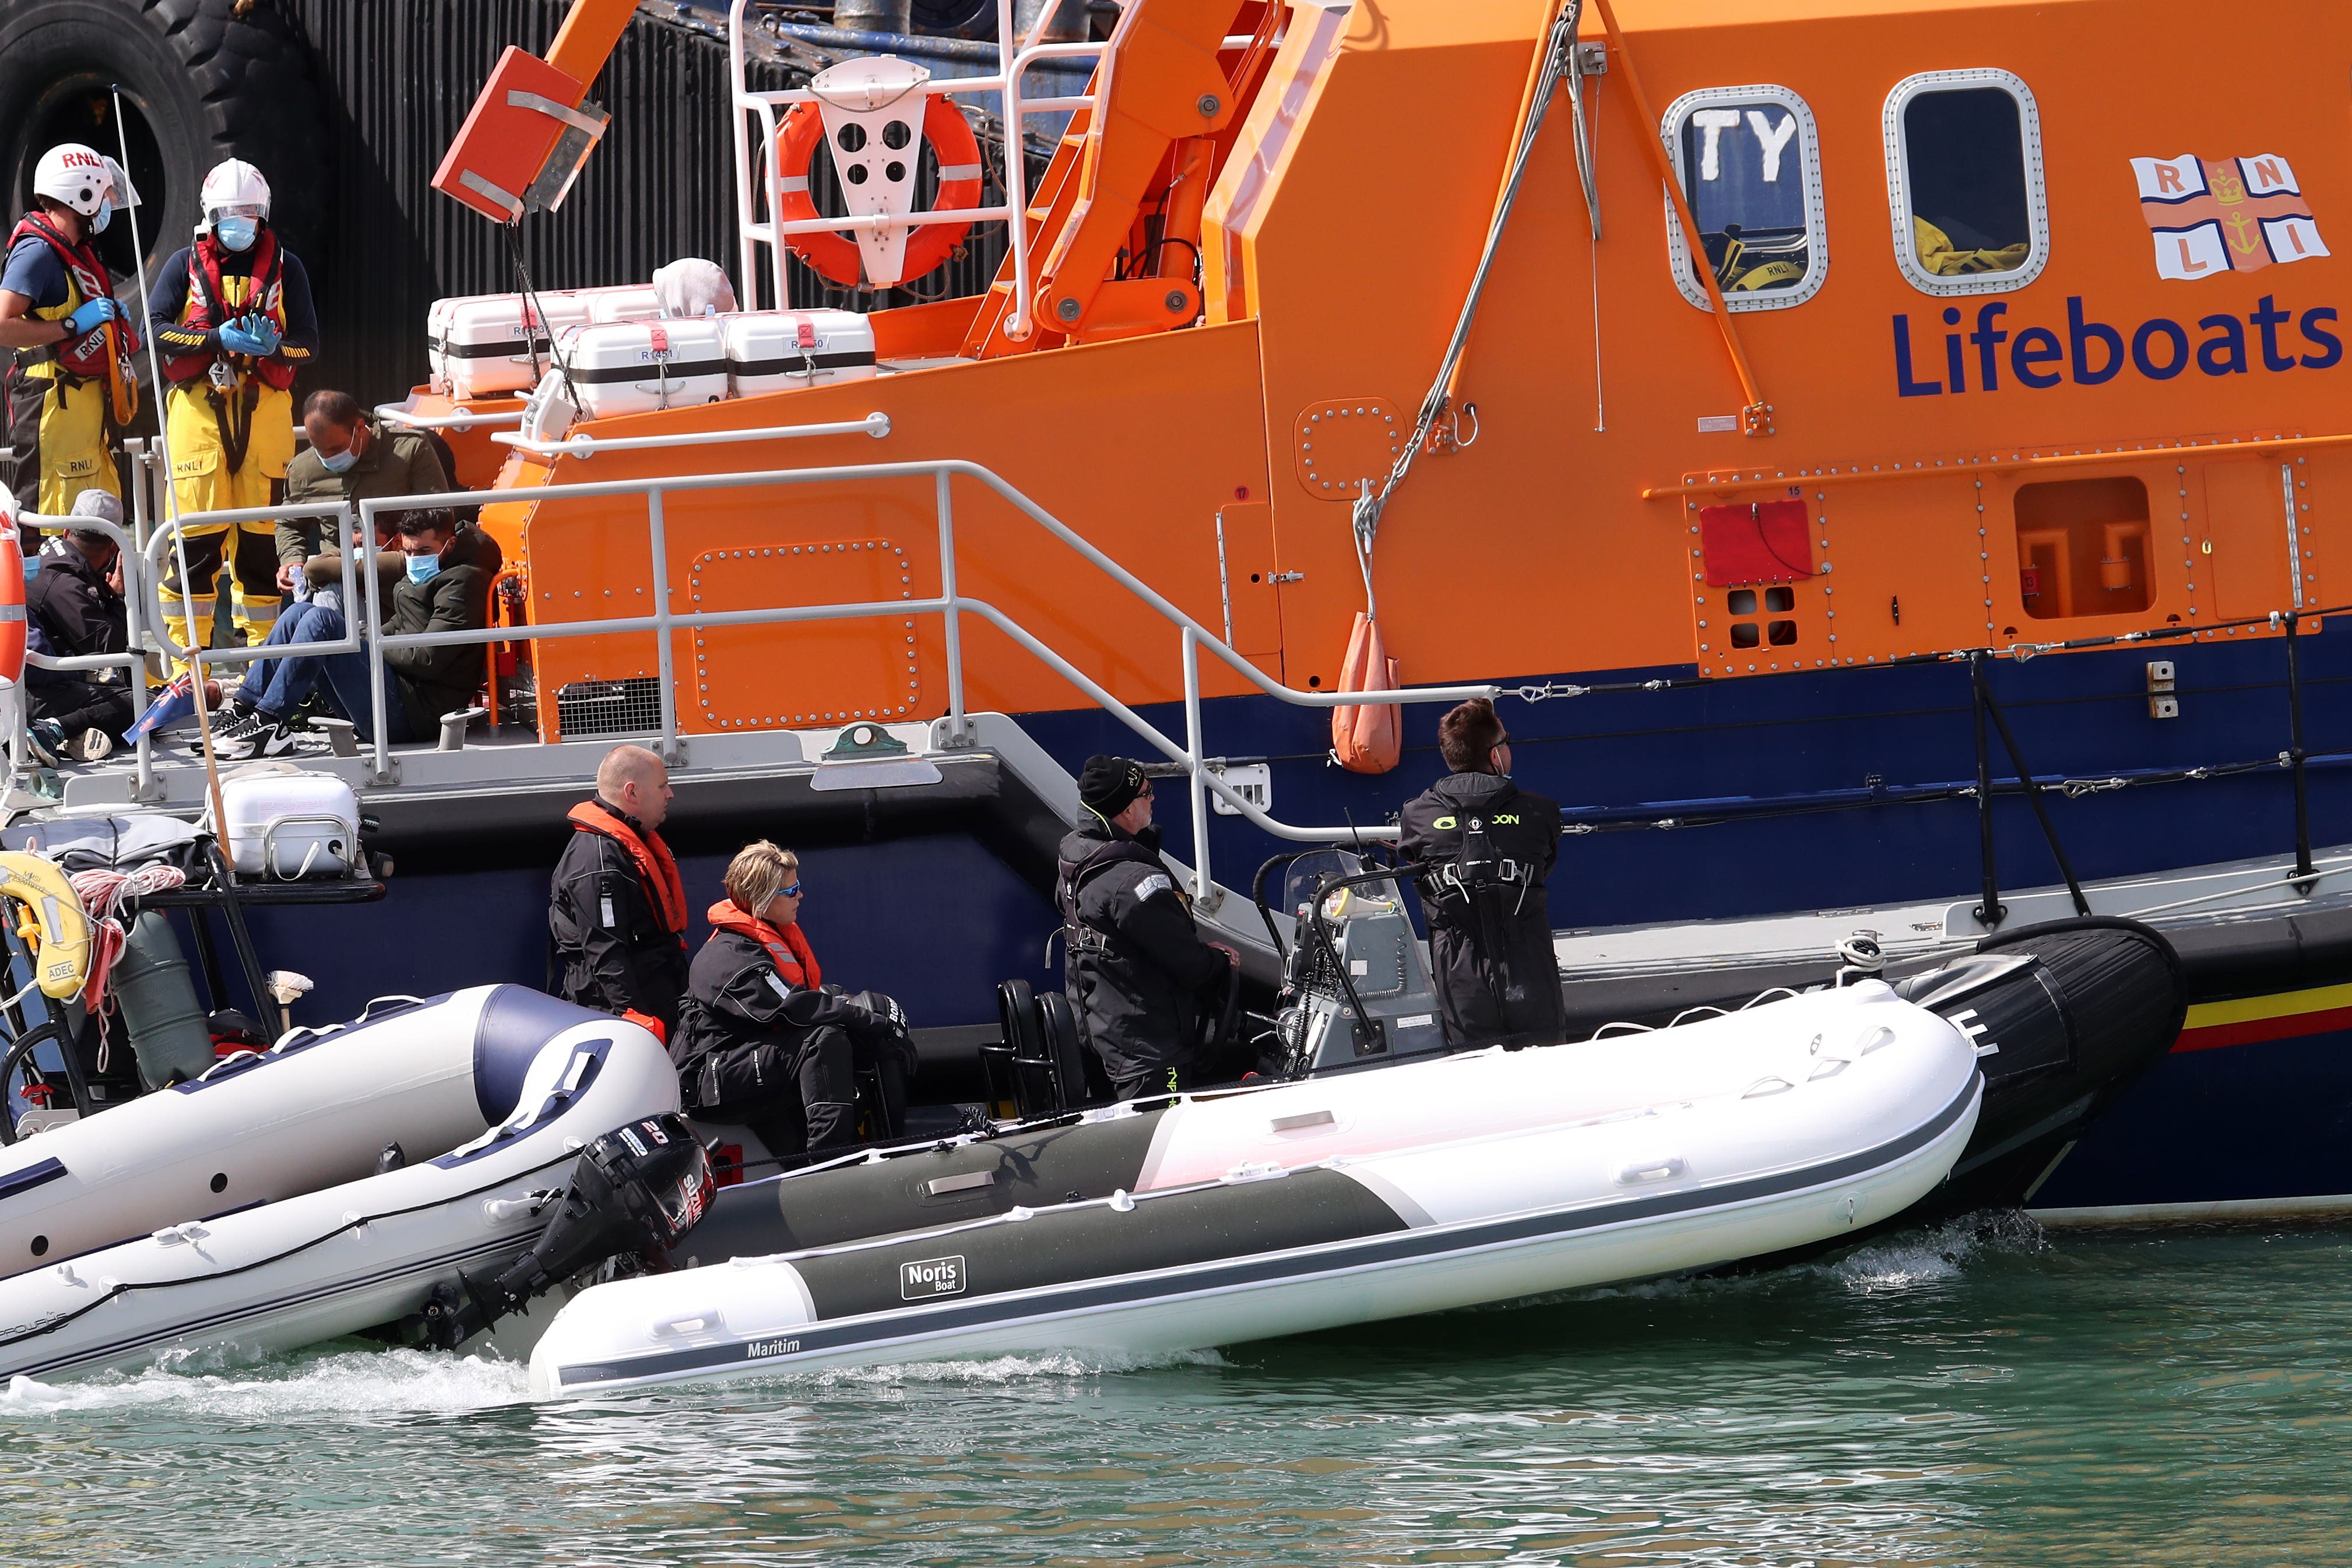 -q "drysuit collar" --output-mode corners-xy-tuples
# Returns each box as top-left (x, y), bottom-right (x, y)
(1433, 769), (1517, 807)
